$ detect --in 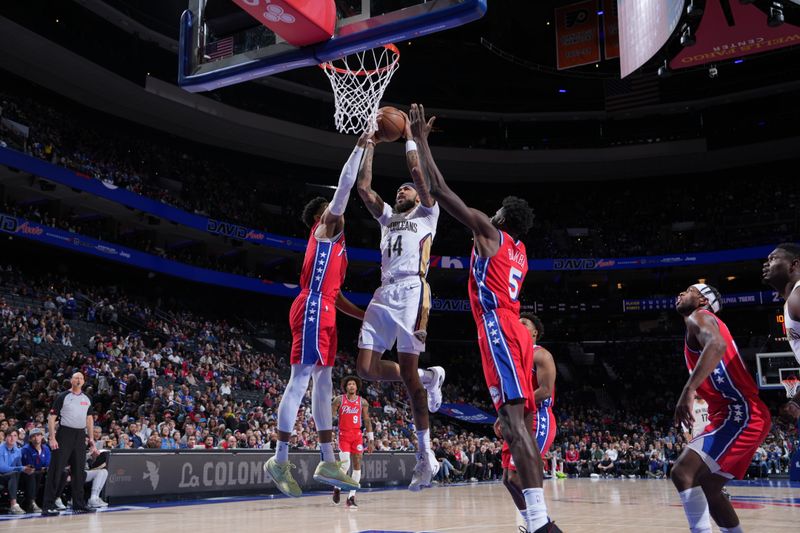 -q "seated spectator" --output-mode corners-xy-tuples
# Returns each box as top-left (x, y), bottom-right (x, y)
(20, 428), (50, 512)
(0, 428), (34, 514)
(596, 451), (616, 478)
